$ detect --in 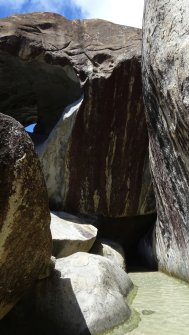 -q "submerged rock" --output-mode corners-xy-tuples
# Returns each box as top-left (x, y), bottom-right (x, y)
(0, 113), (52, 319)
(51, 212), (97, 258)
(143, 0), (189, 280)
(0, 12), (155, 218)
